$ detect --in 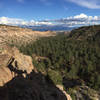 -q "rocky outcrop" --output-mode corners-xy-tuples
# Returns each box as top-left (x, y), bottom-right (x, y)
(0, 46), (68, 100)
(0, 45), (34, 86)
